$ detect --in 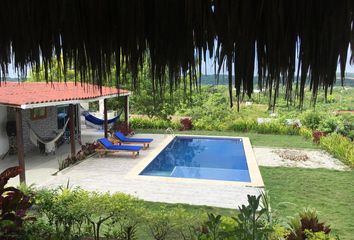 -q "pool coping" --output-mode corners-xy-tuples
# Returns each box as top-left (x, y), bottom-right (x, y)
(126, 134), (264, 188)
